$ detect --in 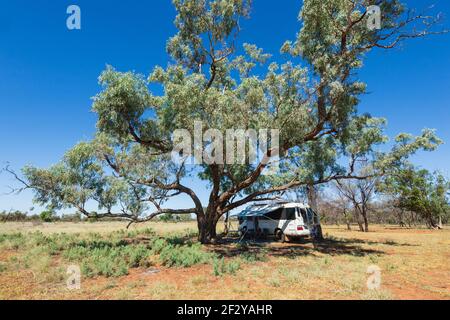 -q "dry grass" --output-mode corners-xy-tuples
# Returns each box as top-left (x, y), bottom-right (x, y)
(0, 222), (449, 300)
(0, 221), (197, 235)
